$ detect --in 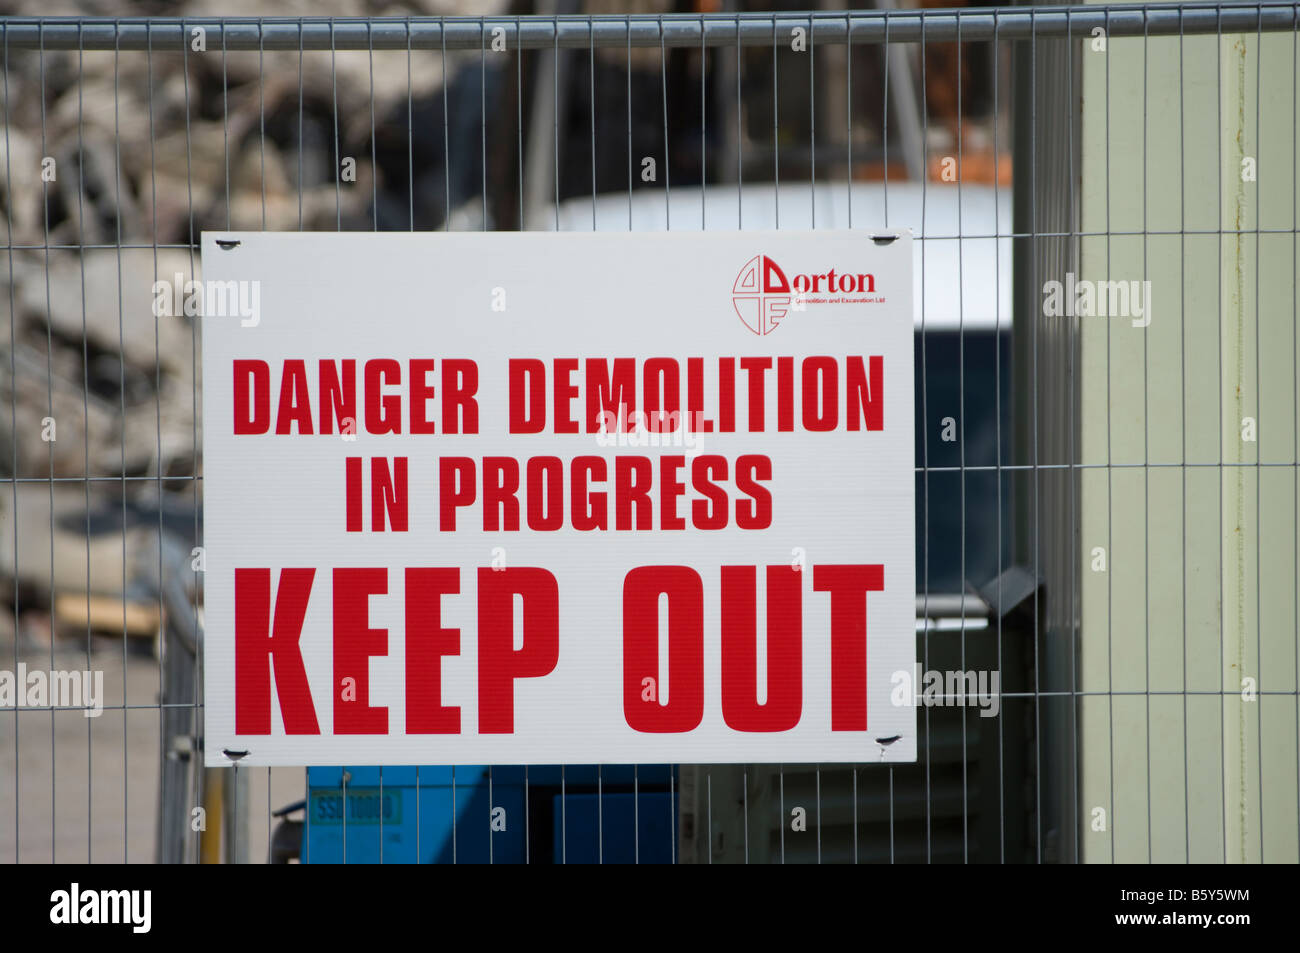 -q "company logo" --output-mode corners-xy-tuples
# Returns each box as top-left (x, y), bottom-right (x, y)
(732, 255), (880, 335)
(732, 255), (791, 335)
